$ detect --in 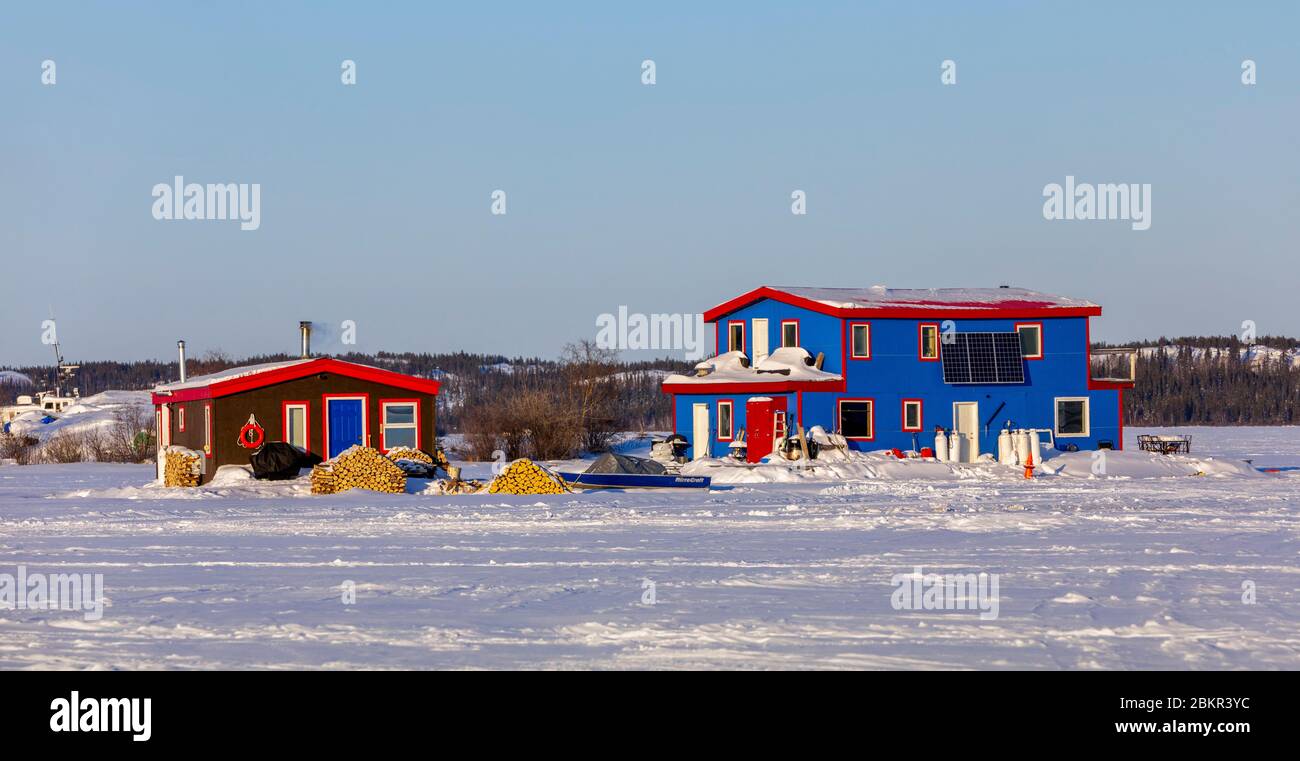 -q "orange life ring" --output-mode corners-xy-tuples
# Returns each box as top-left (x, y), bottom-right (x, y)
(238, 421), (265, 449)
